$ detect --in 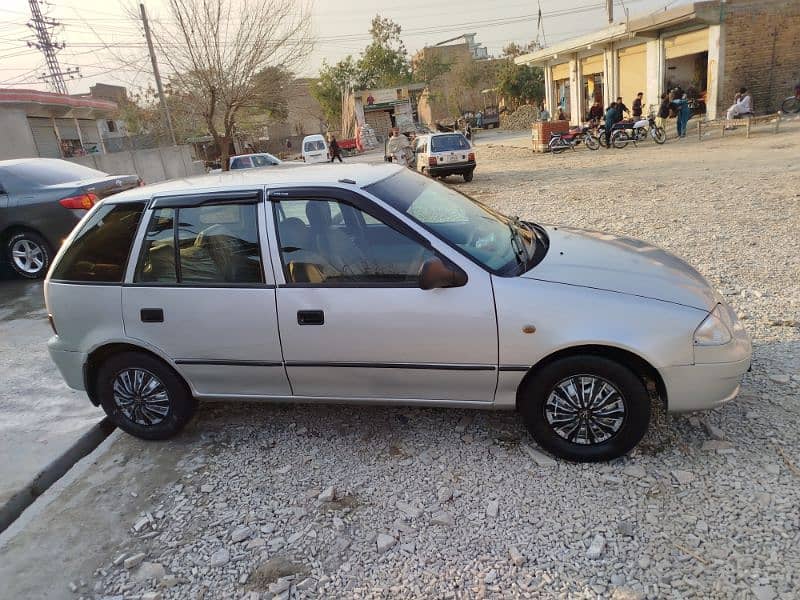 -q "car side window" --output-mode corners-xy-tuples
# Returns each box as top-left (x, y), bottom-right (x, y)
(51, 203), (145, 282)
(273, 198), (433, 285)
(230, 157), (252, 170)
(135, 202), (264, 285)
